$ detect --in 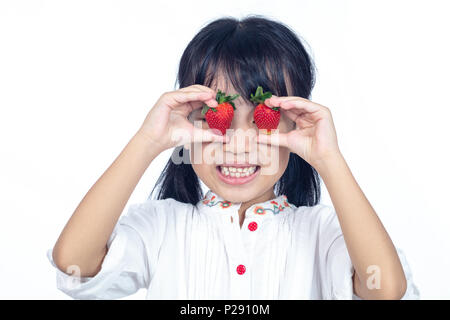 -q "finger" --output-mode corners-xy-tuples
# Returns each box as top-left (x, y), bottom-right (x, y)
(282, 109), (314, 123)
(179, 87), (222, 116)
(184, 84), (217, 95)
(172, 127), (229, 147)
(167, 91), (218, 110)
(266, 95), (324, 112)
(191, 127), (230, 144)
(263, 95), (298, 106)
(279, 98), (323, 114)
(283, 109), (315, 129)
(264, 96), (310, 113)
(179, 86), (219, 108)
(256, 131), (289, 148)
(264, 95), (307, 111)
(263, 95), (282, 108)
(179, 86), (217, 100)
